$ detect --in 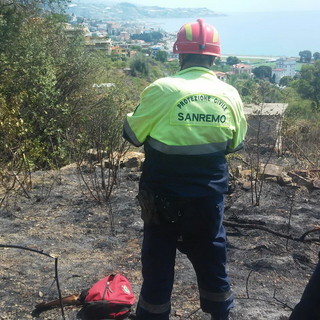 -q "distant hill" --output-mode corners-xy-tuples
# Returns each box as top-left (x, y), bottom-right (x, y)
(66, 1), (224, 20)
